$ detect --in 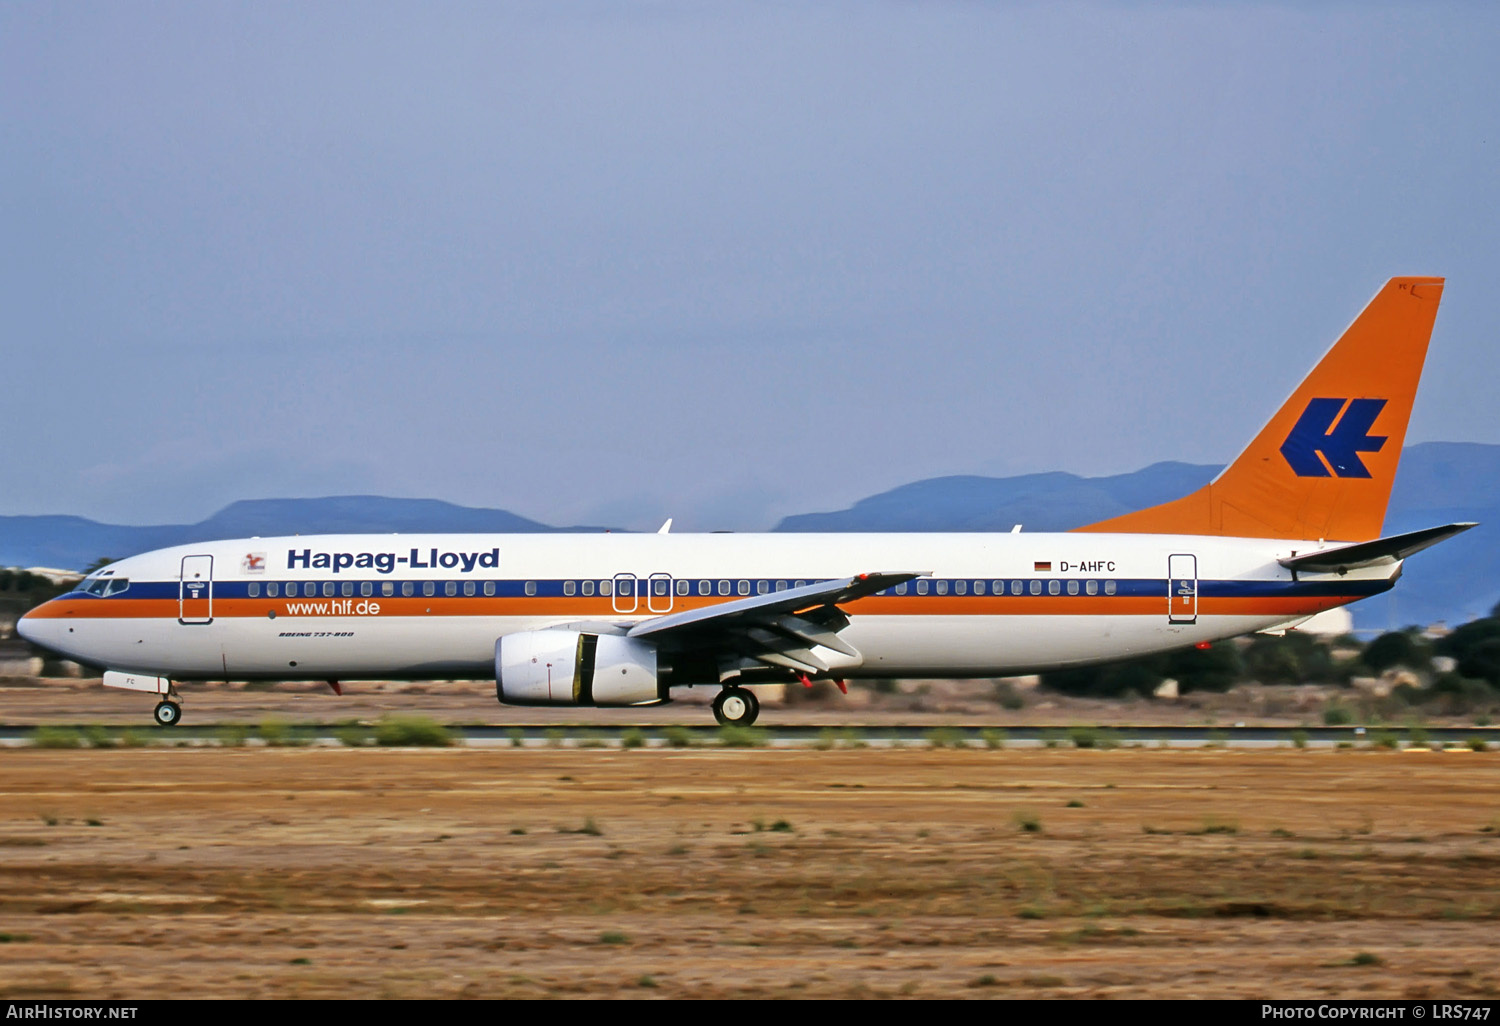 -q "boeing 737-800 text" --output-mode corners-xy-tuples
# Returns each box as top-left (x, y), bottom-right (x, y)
(19, 277), (1472, 727)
